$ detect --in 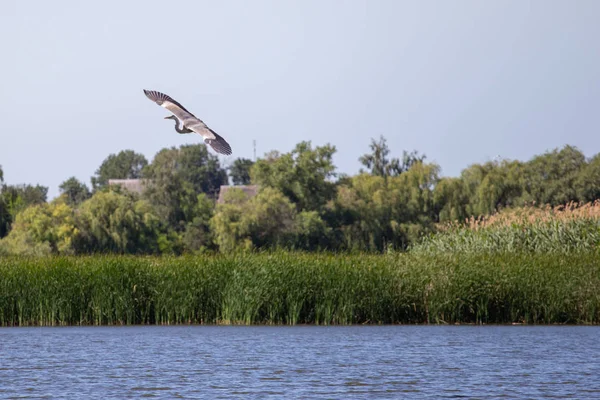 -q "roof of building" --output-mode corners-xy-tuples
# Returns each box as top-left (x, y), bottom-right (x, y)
(107, 179), (148, 194)
(217, 185), (259, 204)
